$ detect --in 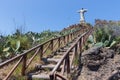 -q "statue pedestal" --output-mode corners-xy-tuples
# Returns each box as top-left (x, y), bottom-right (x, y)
(80, 20), (85, 24)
